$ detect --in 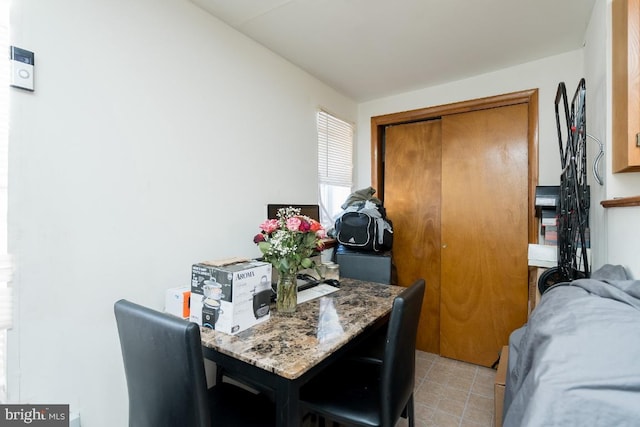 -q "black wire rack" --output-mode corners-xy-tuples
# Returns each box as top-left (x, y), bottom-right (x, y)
(539, 79), (591, 294)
